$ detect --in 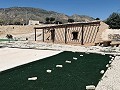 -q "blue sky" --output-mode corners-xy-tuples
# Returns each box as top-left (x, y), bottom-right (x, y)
(0, 0), (120, 20)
